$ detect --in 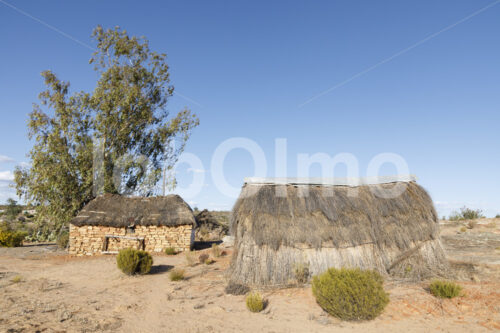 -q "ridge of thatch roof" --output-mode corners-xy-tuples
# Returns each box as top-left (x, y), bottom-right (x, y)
(231, 181), (438, 250)
(244, 175), (417, 186)
(71, 194), (196, 227)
